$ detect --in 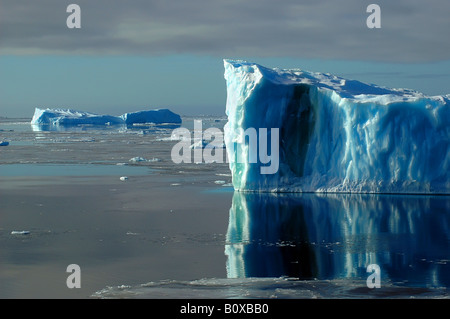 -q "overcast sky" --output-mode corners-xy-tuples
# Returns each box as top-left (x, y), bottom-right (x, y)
(0, 0), (449, 117)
